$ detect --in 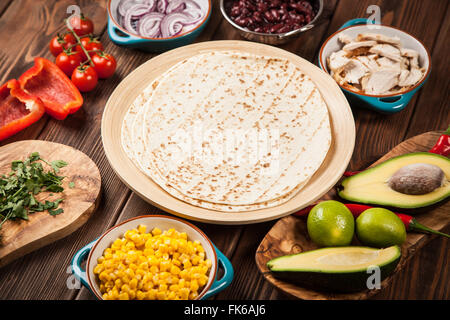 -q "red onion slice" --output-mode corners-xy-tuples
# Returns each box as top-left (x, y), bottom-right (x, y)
(117, 0), (204, 38)
(160, 12), (190, 37)
(139, 12), (165, 38)
(166, 0), (186, 14)
(156, 0), (168, 13)
(123, 3), (153, 32)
